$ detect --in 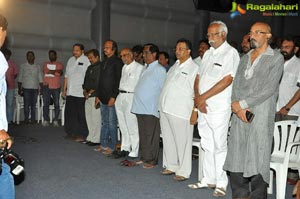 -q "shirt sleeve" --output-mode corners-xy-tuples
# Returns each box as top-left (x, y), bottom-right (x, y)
(18, 64), (24, 83)
(221, 49), (240, 78)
